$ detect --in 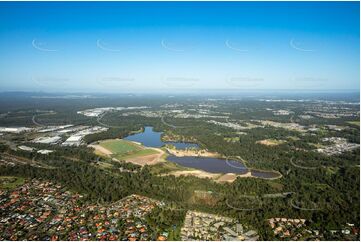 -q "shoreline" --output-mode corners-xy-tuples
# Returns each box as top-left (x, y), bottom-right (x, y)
(90, 138), (282, 182)
(165, 148), (282, 181)
(165, 147), (220, 158)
